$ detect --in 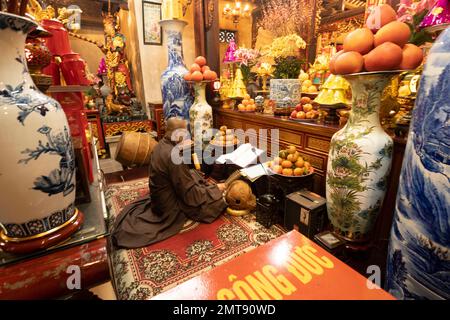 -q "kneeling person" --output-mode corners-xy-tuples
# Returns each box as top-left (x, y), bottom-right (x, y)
(111, 118), (227, 249)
